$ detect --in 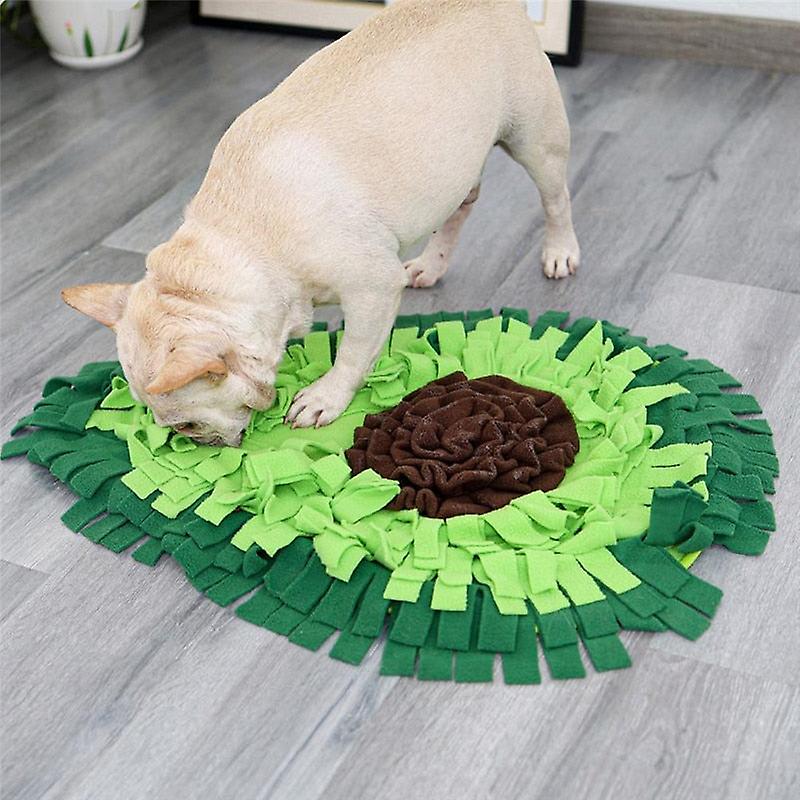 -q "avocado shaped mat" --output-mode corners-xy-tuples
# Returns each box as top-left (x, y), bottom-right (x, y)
(2, 308), (779, 683)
